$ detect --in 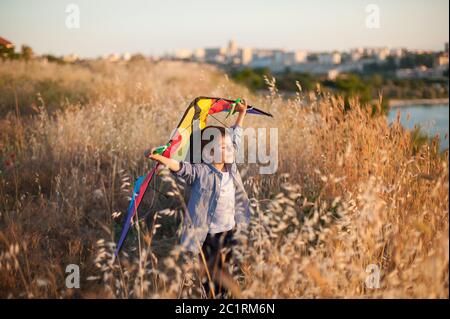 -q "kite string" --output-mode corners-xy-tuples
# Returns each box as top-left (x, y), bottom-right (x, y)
(208, 112), (231, 129)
